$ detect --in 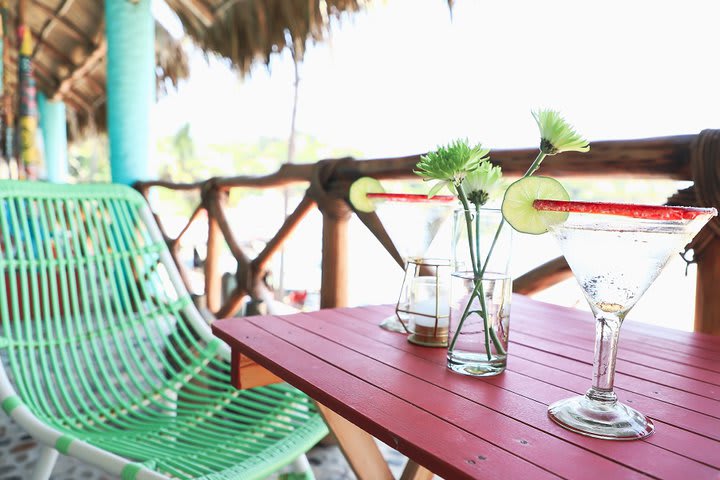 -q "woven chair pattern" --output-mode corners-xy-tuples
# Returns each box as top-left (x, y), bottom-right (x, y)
(0, 181), (327, 479)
